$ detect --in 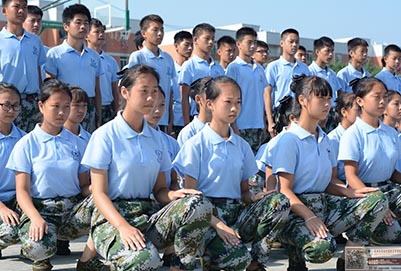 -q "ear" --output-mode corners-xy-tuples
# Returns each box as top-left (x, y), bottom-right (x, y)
(140, 29), (146, 38)
(288, 114), (296, 122)
(63, 23), (69, 32)
(2, 6), (7, 16)
(120, 86), (129, 100)
(38, 101), (44, 114)
(298, 94), (307, 108)
(355, 96), (364, 108)
(206, 99), (213, 111)
(236, 41), (241, 48)
(340, 107), (348, 118)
